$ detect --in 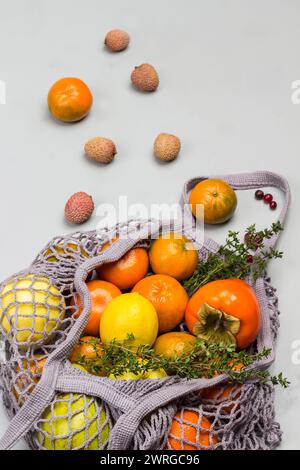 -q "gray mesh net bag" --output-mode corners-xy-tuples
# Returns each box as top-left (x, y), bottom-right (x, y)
(0, 171), (290, 450)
